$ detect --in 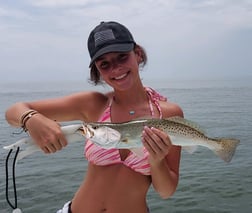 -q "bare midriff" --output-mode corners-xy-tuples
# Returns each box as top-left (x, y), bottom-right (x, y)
(71, 163), (151, 213)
